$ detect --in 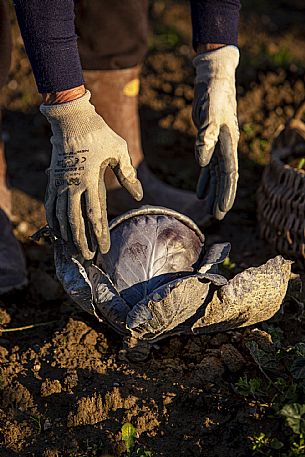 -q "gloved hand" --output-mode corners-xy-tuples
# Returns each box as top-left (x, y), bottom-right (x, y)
(192, 45), (240, 220)
(40, 90), (143, 260)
